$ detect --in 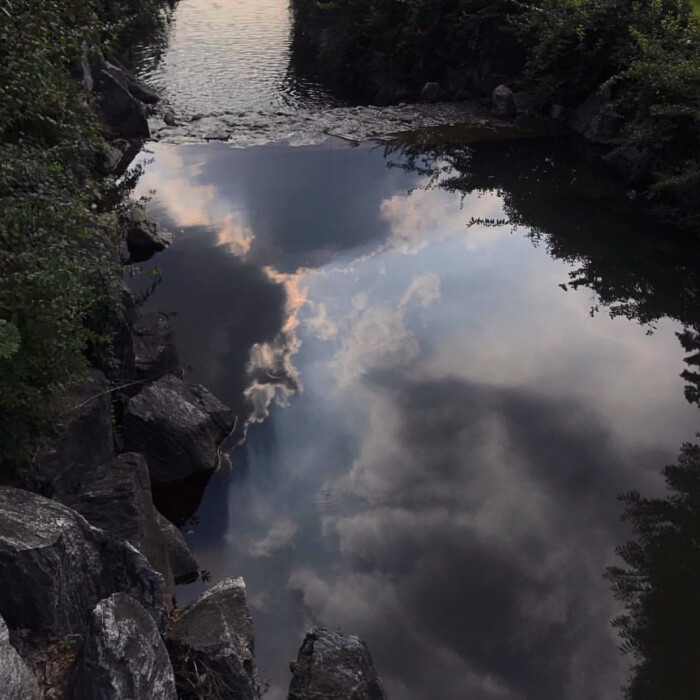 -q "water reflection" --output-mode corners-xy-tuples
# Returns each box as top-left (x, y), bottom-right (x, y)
(133, 0), (340, 118)
(132, 138), (697, 699)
